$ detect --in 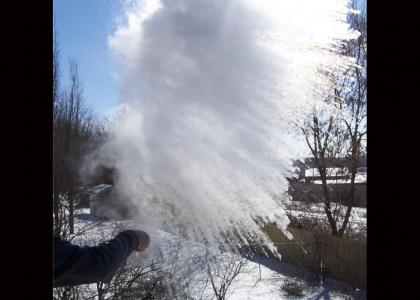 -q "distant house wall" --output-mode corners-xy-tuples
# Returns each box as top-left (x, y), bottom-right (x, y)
(77, 192), (90, 208)
(288, 157), (367, 208)
(89, 185), (113, 218)
(288, 181), (367, 208)
(84, 166), (117, 186)
(293, 157), (367, 172)
(89, 185), (137, 220)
